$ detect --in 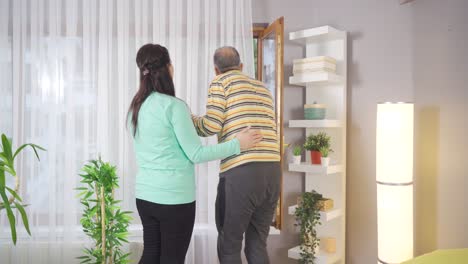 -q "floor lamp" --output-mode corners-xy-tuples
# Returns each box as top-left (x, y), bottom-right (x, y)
(377, 102), (414, 264)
